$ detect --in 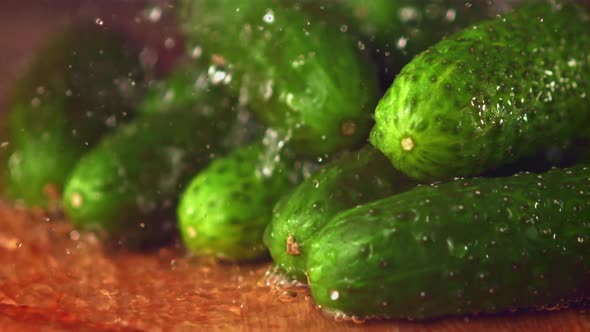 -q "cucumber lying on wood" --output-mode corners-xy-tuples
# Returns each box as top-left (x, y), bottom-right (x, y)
(263, 146), (417, 282)
(307, 165), (590, 320)
(178, 141), (301, 261)
(1, 24), (144, 208)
